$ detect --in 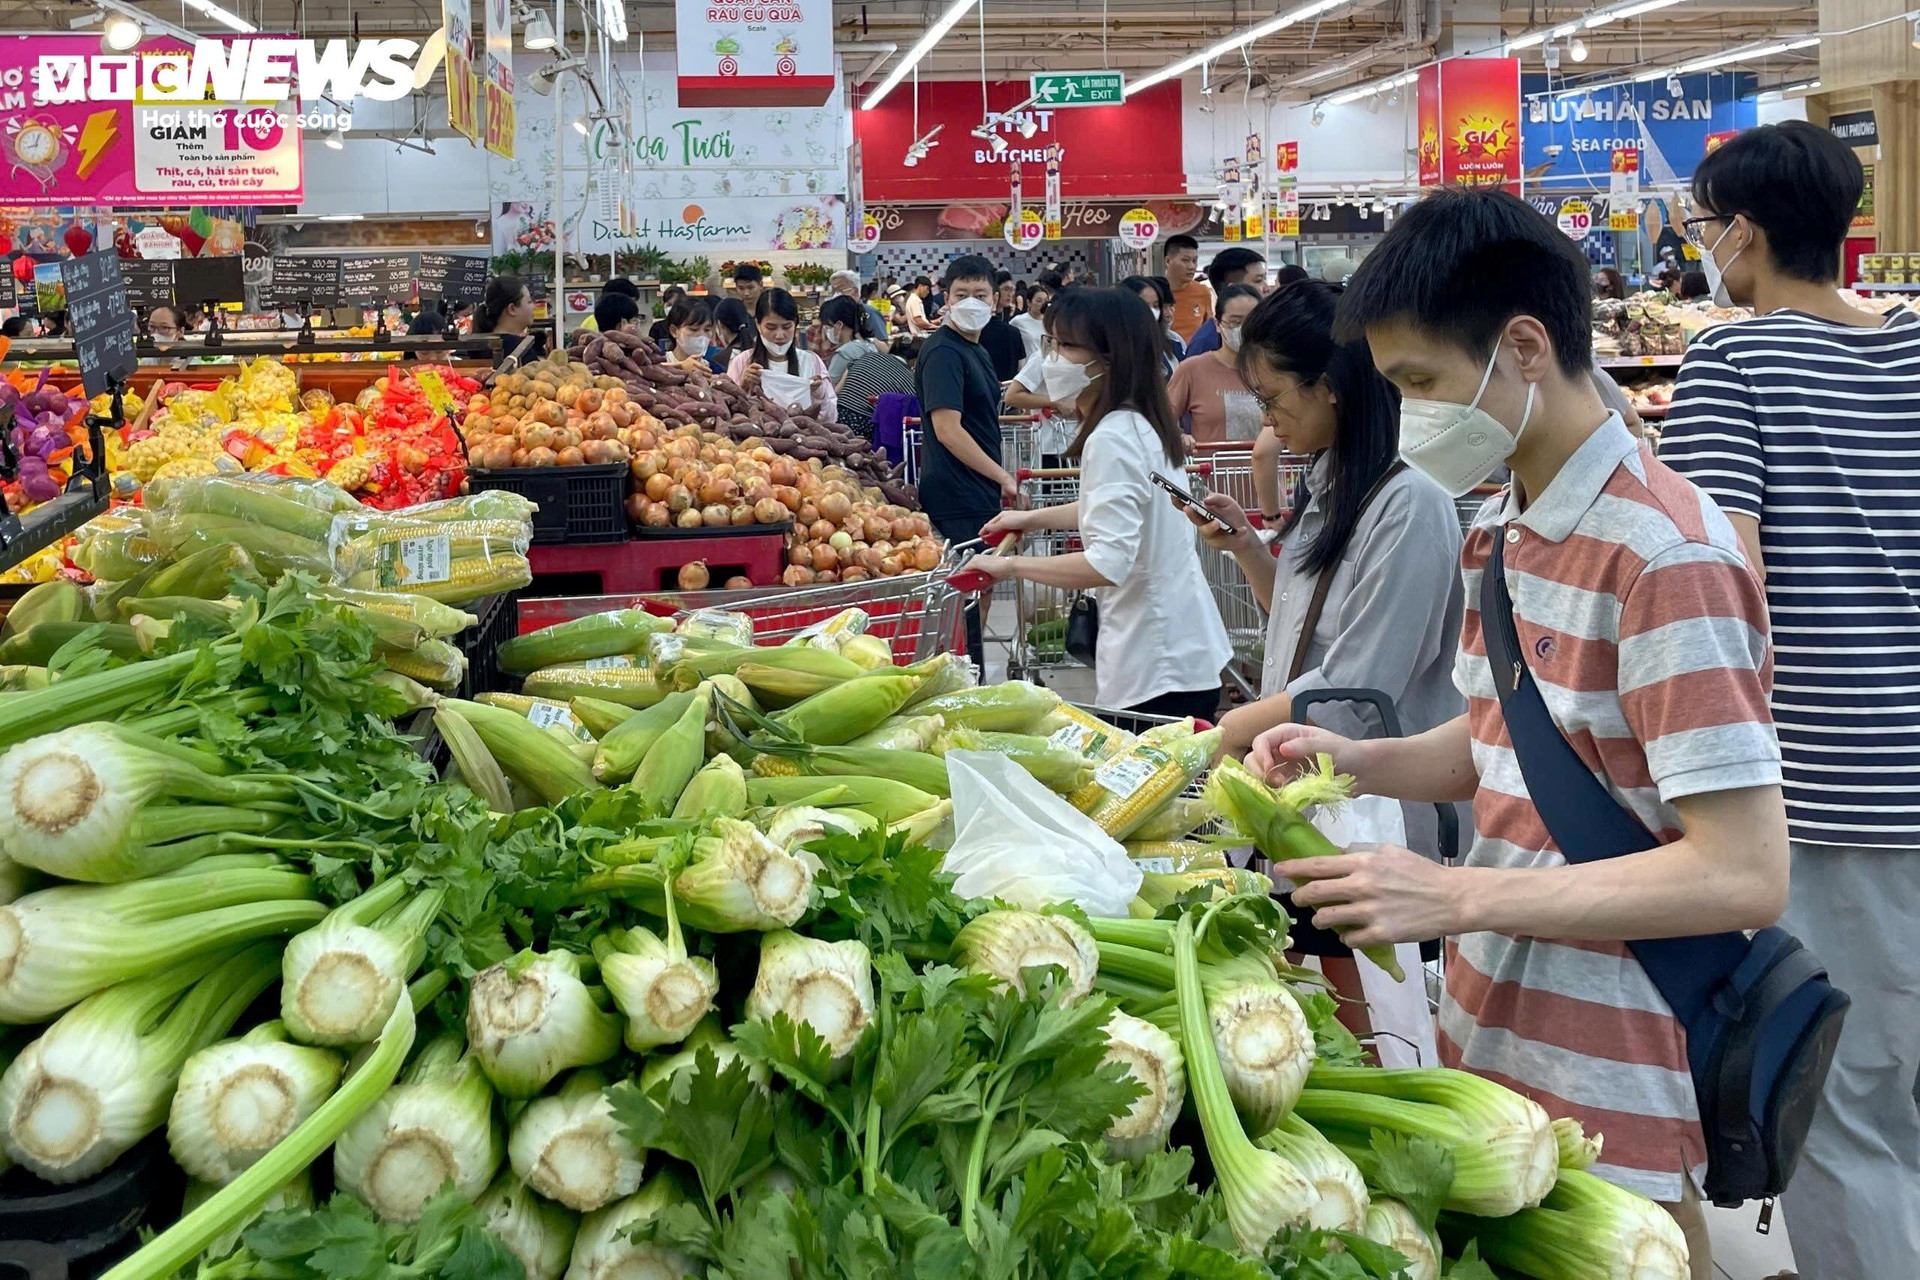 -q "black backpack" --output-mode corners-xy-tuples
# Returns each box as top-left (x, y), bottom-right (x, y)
(1480, 534), (1849, 1204)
